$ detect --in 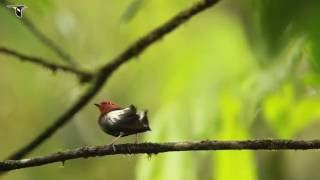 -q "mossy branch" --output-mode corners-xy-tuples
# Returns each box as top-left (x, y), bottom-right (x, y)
(2, 139), (320, 171)
(0, 47), (93, 82)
